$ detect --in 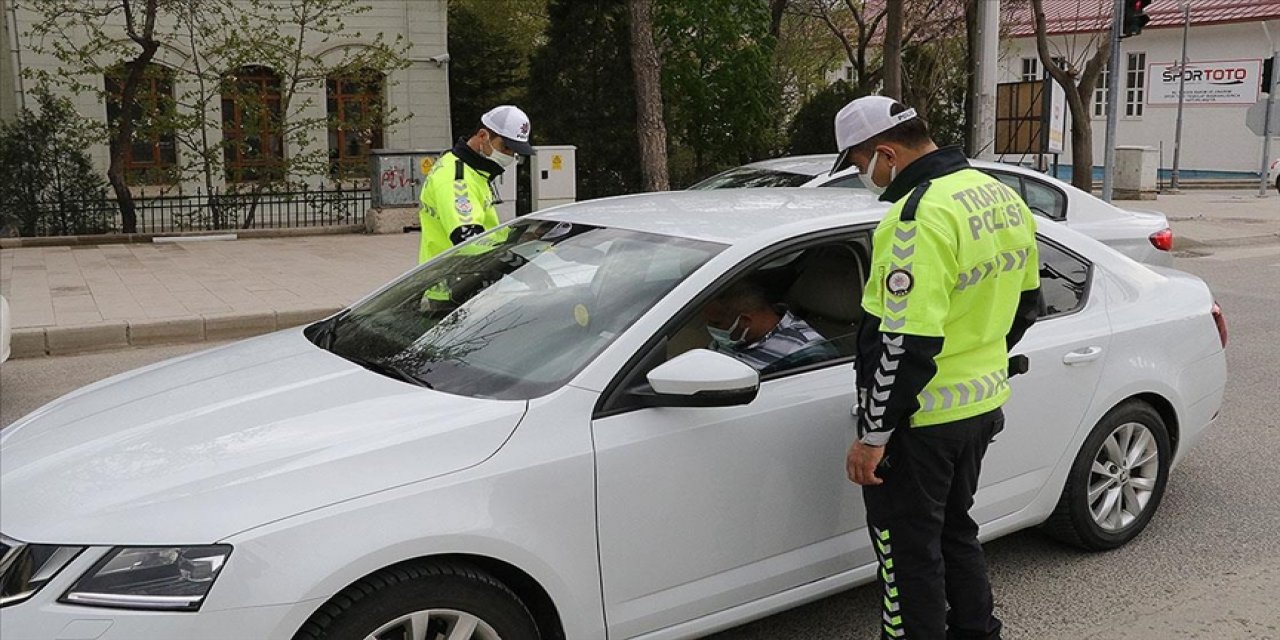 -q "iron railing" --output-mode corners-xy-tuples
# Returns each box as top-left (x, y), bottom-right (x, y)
(25, 183), (371, 236)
